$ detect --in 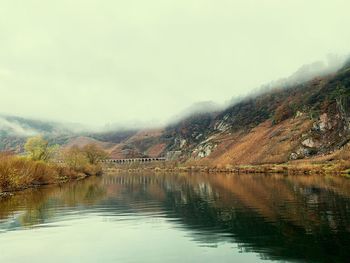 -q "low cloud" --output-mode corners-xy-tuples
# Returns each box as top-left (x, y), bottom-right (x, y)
(0, 117), (38, 137)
